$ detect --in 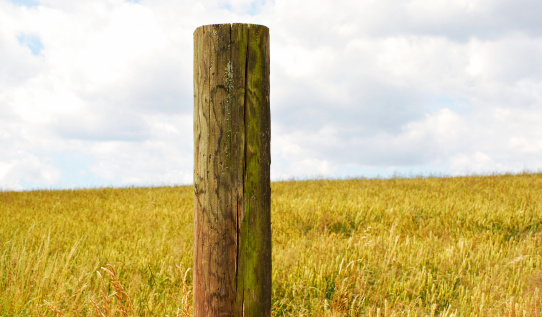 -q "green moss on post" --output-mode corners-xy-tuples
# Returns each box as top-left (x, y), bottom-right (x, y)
(193, 23), (271, 317)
